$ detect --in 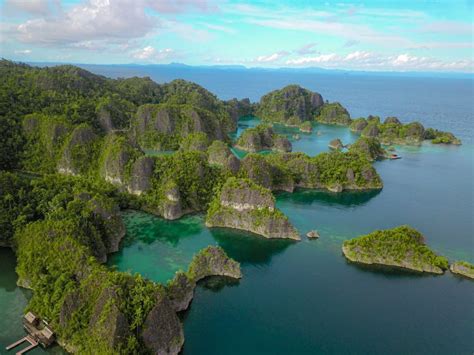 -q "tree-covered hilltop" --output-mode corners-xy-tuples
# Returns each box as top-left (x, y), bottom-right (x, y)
(239, 151), (383, 193)
(235, 124), (292, 153)
(0, 60), (254, 171)
(315, 102), (352, 126)
(256, 84), (324, 125)
(352, 115), (461, 145)
(348, 137), (387, 161)
(342, 225), (449, 274)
